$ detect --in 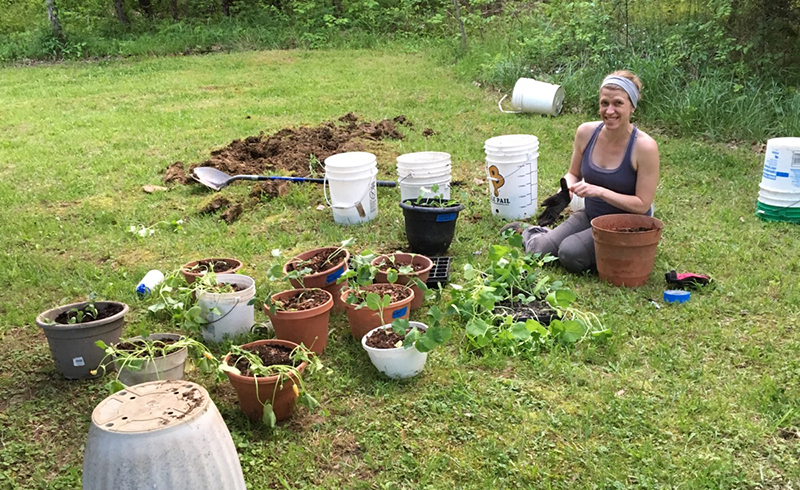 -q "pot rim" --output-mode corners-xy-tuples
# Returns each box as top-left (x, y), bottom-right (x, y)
(266, 288), (334, 318)
(361, 321), (428, 353)
(399, 199), (464, 214)
(36, 301), (129, 331)
(222, 339), (307, 383)
(340, 283), (415, 308)
(282, 247), (351, 278)
(181, 257), (243, 277)
(590, 214), (664, 233)
(371, 253), (434, 277)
